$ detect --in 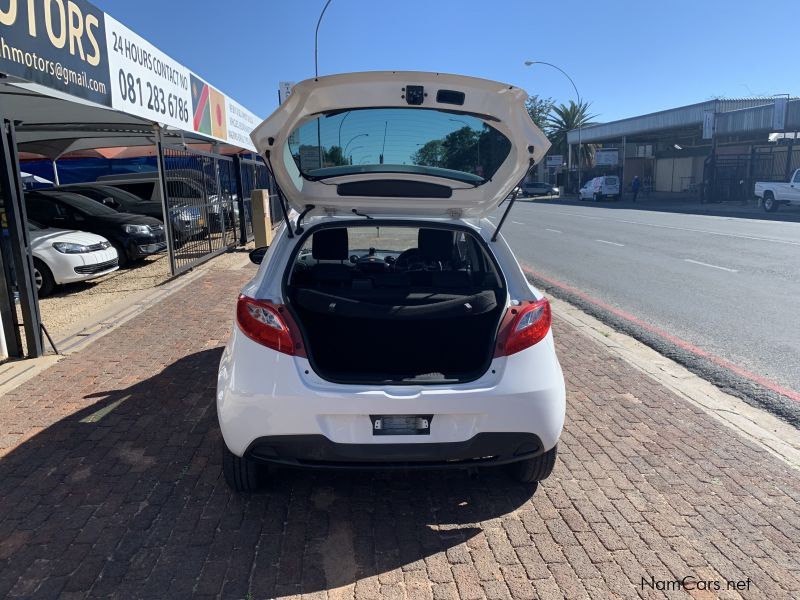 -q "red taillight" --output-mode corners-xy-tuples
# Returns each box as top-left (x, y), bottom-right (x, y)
(236, 296), (304, 356)
(495, 298), (552, 357)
